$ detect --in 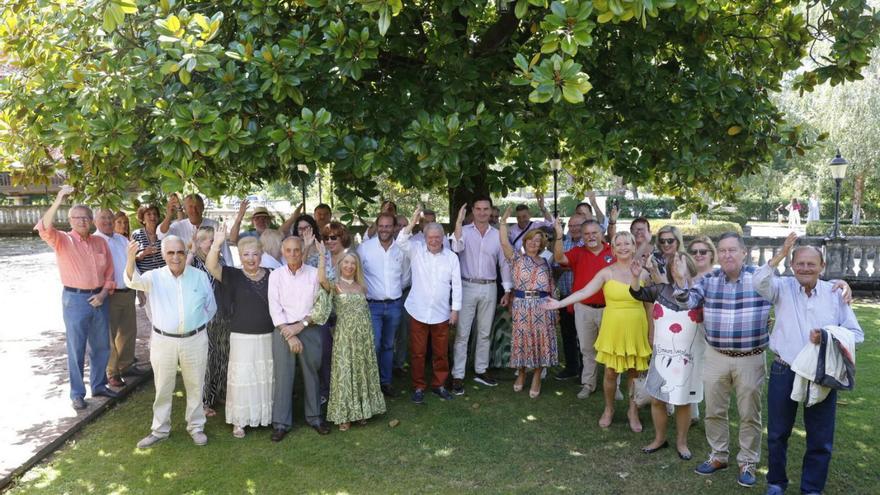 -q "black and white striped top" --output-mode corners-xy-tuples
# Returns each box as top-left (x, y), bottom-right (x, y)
(131, 228), (166, 273)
